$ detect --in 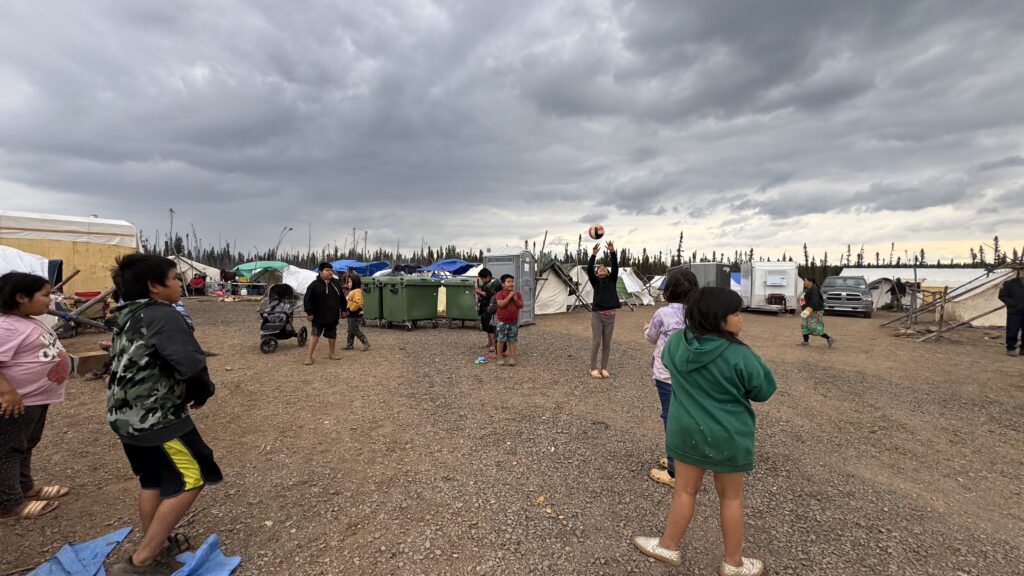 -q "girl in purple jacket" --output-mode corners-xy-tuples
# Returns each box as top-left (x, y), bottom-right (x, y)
(643, 269), (699, 488)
